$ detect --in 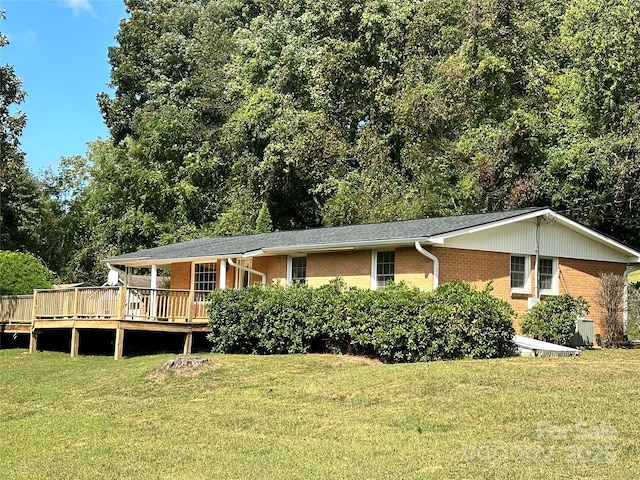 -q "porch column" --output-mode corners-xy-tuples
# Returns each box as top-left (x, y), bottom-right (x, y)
(150, 264), (158, 320)
(220, 259), (227, 290)
(71, 327), (80, 358)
